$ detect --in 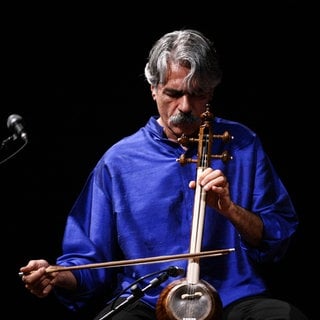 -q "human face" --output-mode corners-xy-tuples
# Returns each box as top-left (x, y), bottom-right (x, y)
(151, 63), (212, 142)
